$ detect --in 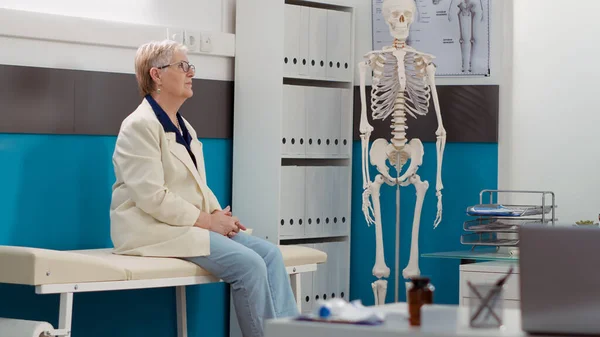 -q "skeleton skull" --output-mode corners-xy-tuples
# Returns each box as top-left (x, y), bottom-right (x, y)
(382, 0), (417, 41)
